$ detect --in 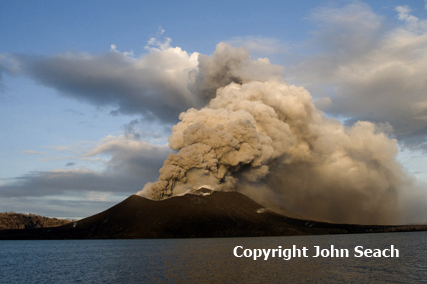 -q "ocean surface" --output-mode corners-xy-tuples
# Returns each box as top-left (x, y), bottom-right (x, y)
(1, 232), (426, 283)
